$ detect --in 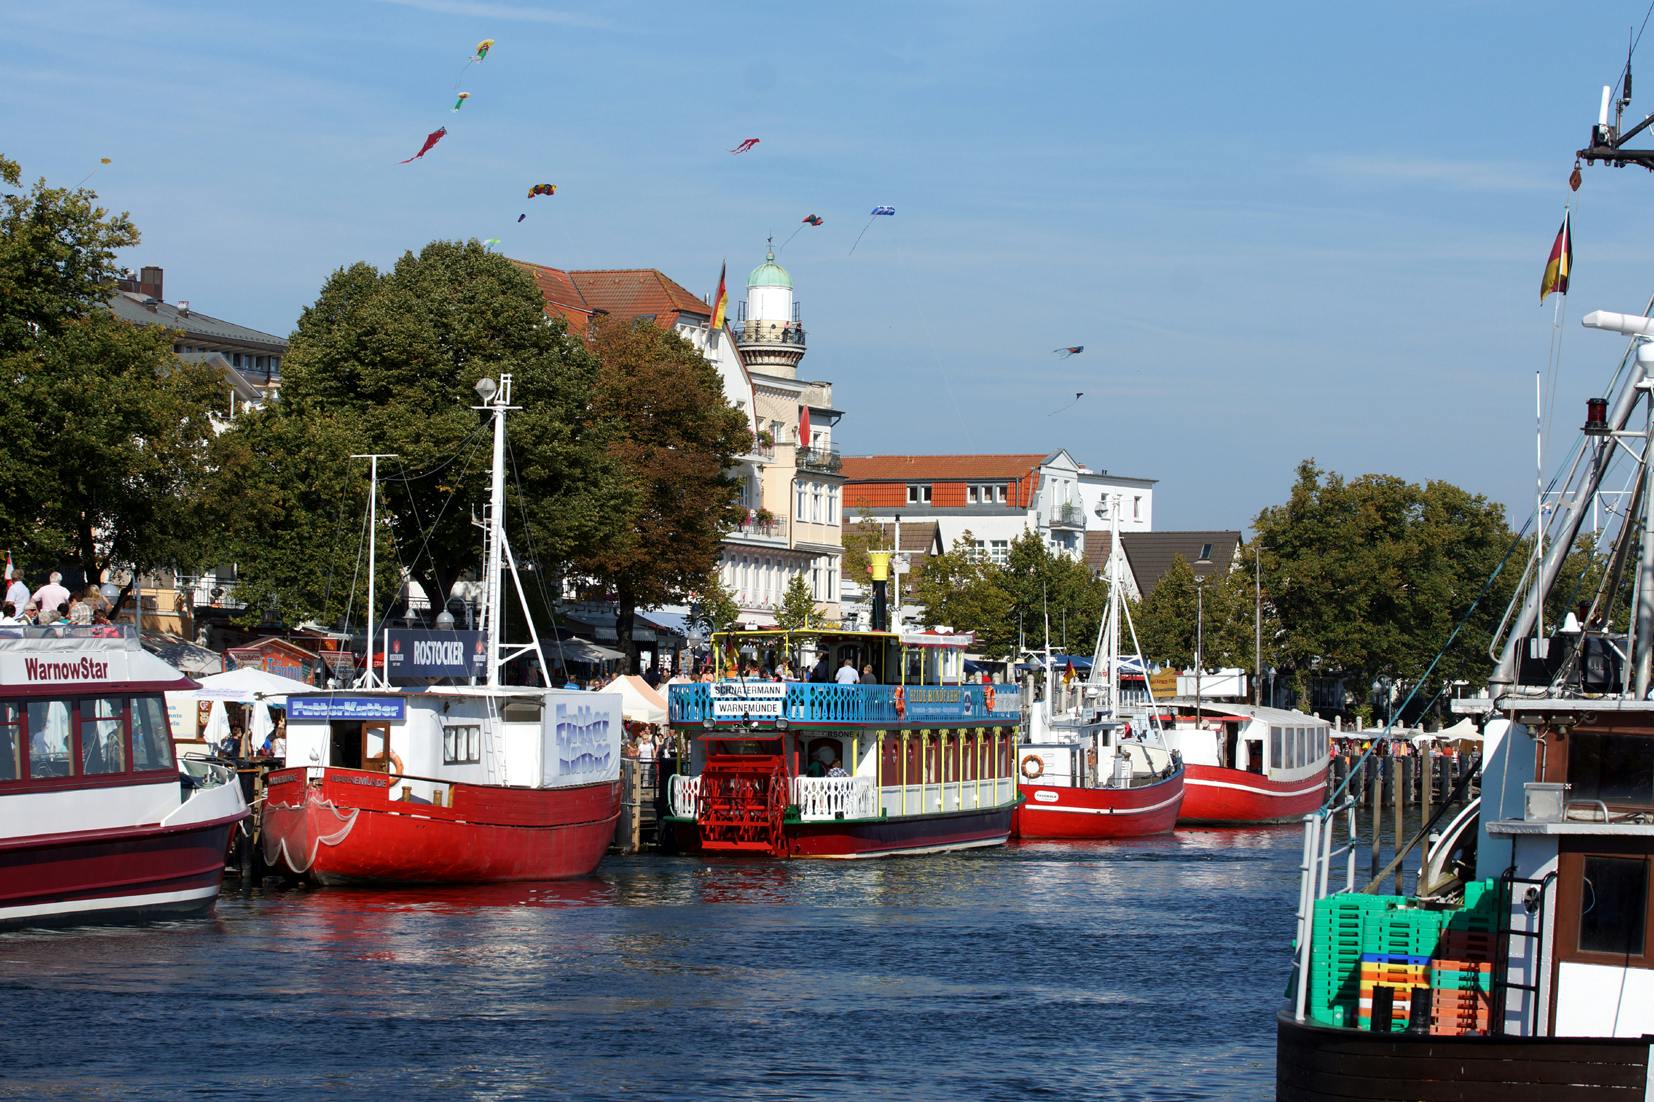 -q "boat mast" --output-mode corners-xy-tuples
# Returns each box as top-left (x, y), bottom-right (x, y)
(352, 451), (398, 689)
(1102, 493), (1124, 716)
(473, 374), (552, 690)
